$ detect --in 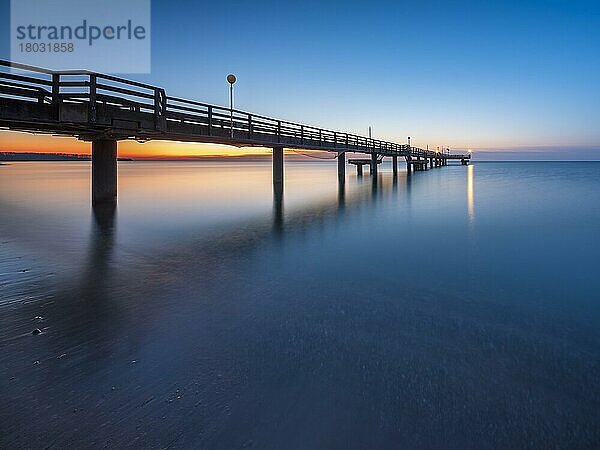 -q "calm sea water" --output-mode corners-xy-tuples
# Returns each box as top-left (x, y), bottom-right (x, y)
(1, 161), (599, 448)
